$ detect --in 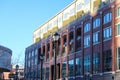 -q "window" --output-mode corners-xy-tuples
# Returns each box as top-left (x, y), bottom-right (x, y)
(62, 35), (67, 55)
(93, 18), (100, 28)
(35, 49), (38, 55)
(46, 43), (50, 60)
(53, 20), (57, 26)
(84, 35), (90, 47)
(68, 60), (74, 77)
(93, 31), (100, 44)
(104, 50), (112, 72)
(116, 23), (120, 36)
(76, 3), (82, 11)
(103, 27), (112, 40)
(62, 62), (66, 78)
(69, 32), (74, 53)
(35, 58), (37, 65)
(32, 51), (34, 57)
(103, 12), (112, 24)
(70, 8), (75, 16)
(46, 67), (49, 80)
(64, 12), (69, 19)
(84, 55), (90, 74)
(116, 47), (120, 70)
(84, 23), (90, 33)
(93, 53), (100, 74)
(76, 57), (82, 76)
(76, 28), (81, 51)
(28, 53), (30, 59)
(28, 61), (30, 67)
(116, 7), (120, 17)
(58, 16), (62, 23)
